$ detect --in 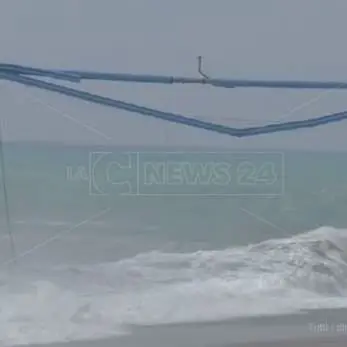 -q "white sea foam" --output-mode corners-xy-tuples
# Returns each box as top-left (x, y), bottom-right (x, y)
(1, 226), (347, 346)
